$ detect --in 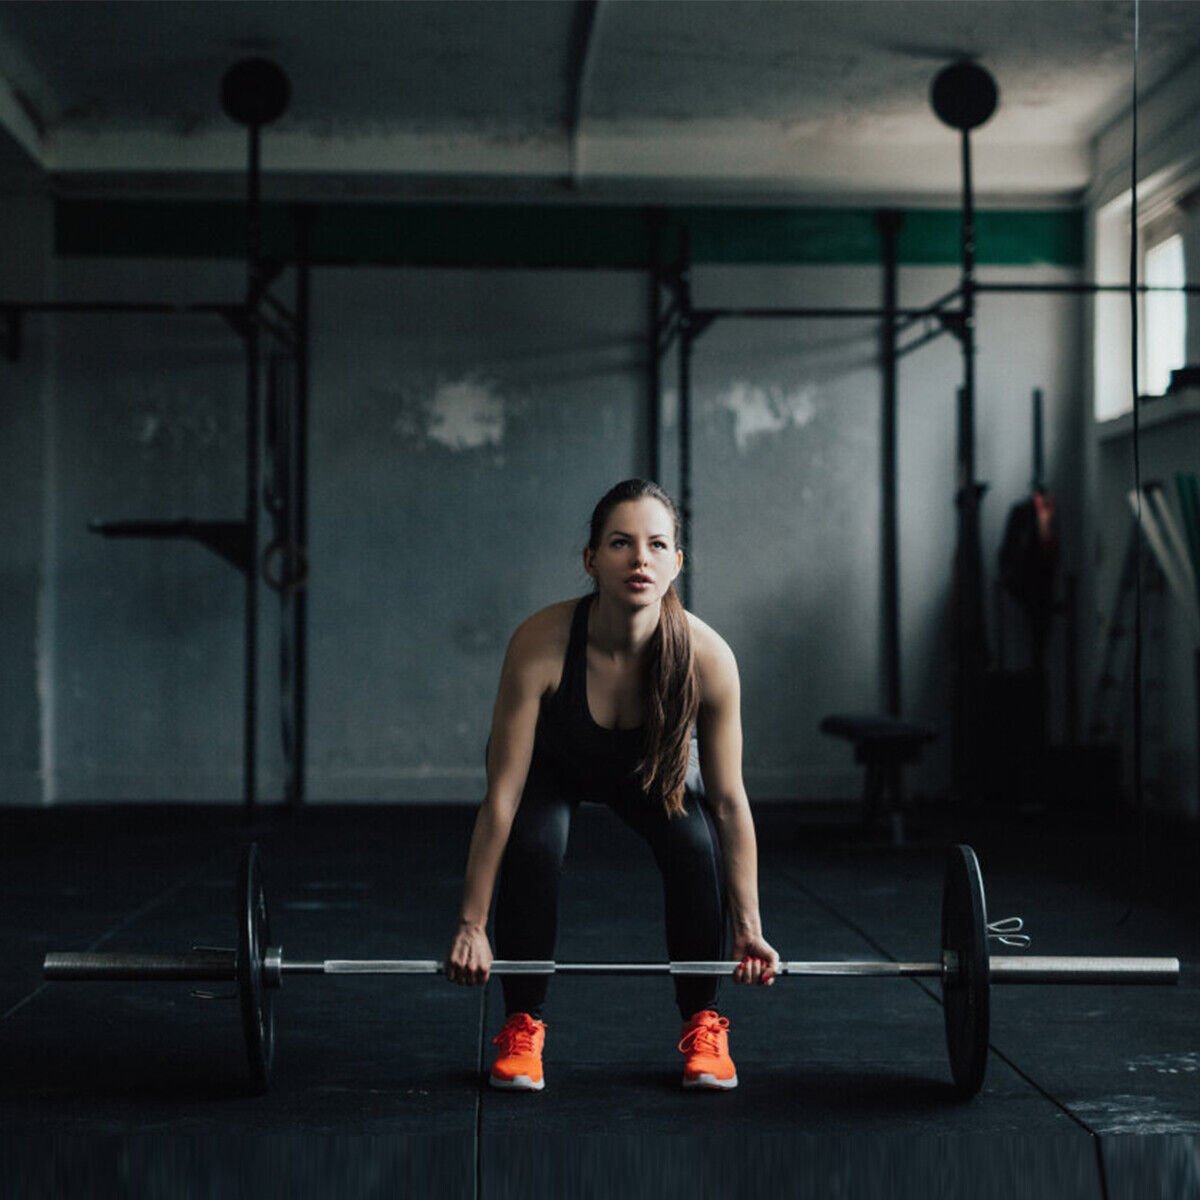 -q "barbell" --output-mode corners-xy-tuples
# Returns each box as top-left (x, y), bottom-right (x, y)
(42, 843), (1180, 1098)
